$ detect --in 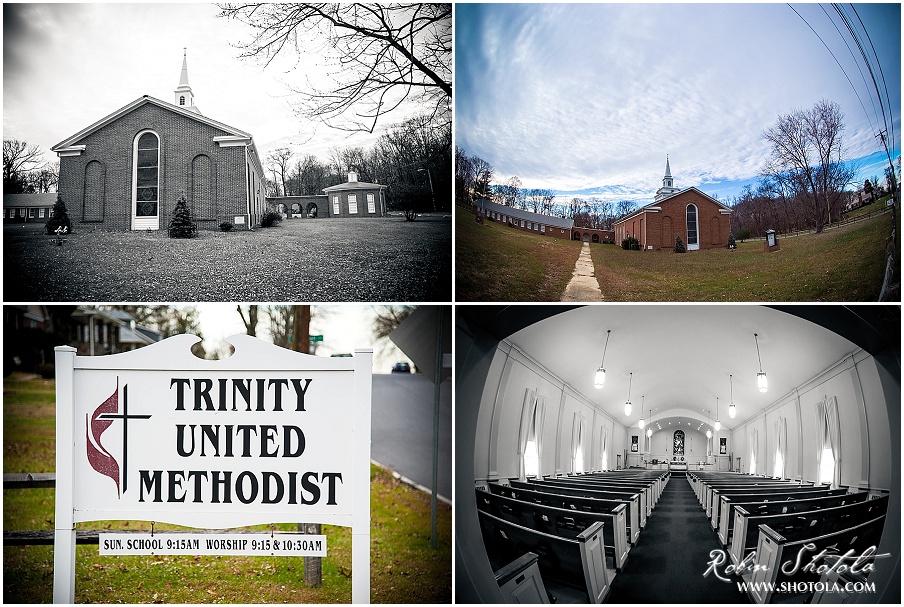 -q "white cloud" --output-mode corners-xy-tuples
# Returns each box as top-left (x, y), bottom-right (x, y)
(456, 3), (901, 198)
